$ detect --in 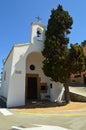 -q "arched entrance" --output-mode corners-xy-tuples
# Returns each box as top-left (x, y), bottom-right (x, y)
(25, 52), (44, 101)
